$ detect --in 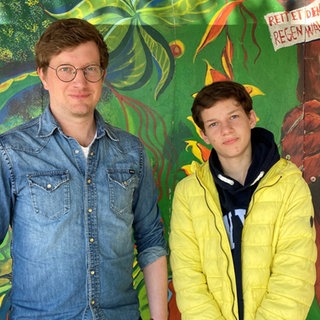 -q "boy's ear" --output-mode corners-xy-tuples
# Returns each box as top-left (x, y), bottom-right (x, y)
(249, 110), (257, 129)
(200, 129), (210, 144)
